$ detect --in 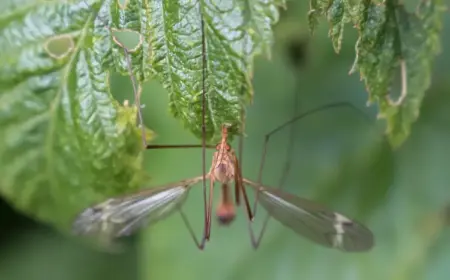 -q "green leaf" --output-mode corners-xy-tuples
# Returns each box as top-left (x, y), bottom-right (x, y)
(308, 0), (446, 147)
(327, 0), (346, 53)
(308, 0), (360, 52)
(308, 0), (329, 33)
(0, 0), (148, 229)
(350, 0), (445, 147)
(148, 0), (285, 142)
